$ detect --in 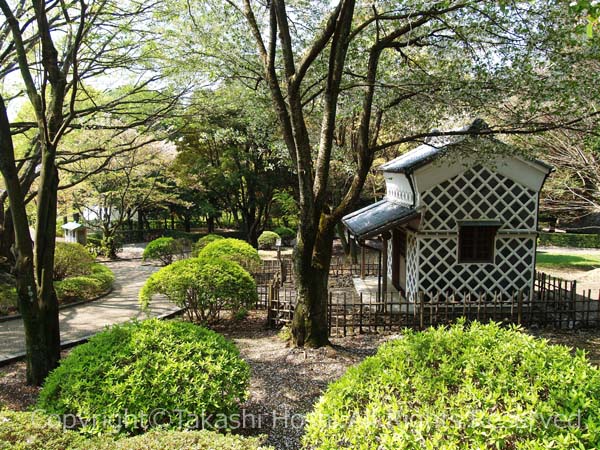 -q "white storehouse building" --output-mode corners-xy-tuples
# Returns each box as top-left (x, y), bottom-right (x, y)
(342, 120), (553, 301)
